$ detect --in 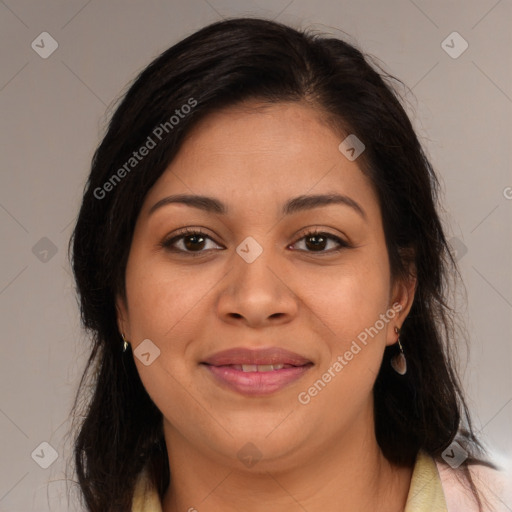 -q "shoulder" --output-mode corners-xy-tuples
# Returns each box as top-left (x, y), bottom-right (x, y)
(436, 457), (512, 512)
